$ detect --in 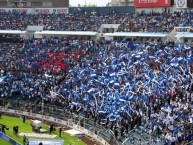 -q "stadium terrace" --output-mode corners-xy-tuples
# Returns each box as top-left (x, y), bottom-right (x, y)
(0, 6), (193, 145)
